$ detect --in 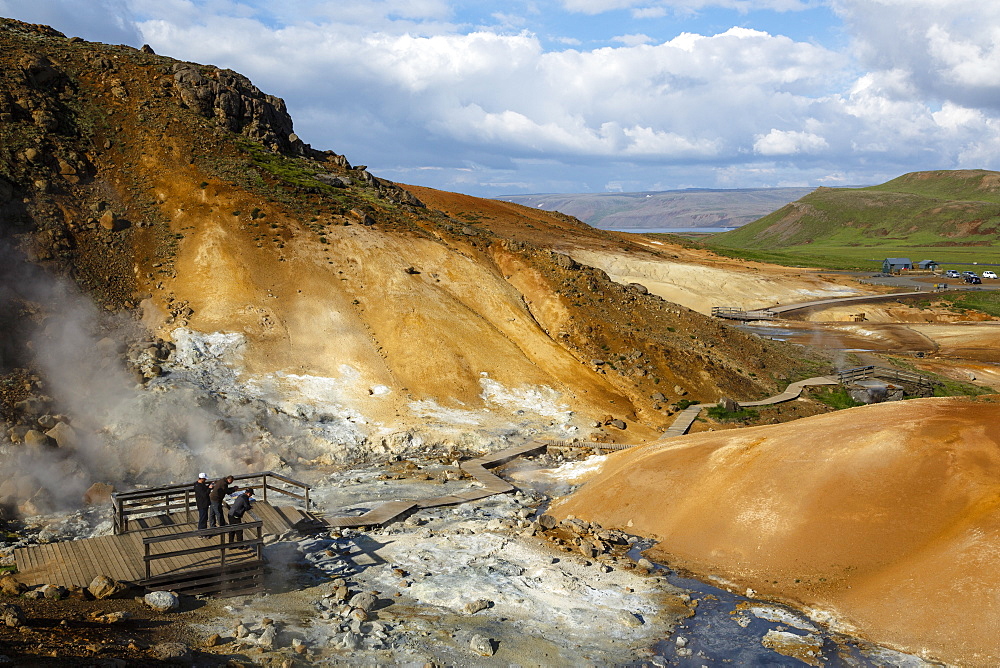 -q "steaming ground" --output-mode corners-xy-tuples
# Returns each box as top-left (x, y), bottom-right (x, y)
(0, 456), (933, 665)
